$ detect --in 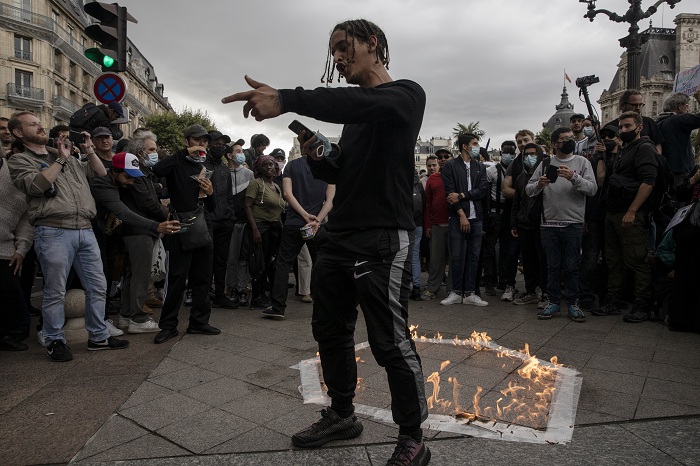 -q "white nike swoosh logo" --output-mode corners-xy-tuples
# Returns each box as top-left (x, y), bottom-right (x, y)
(353, 271), (372, 279)
(354, 260), (368, 267)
